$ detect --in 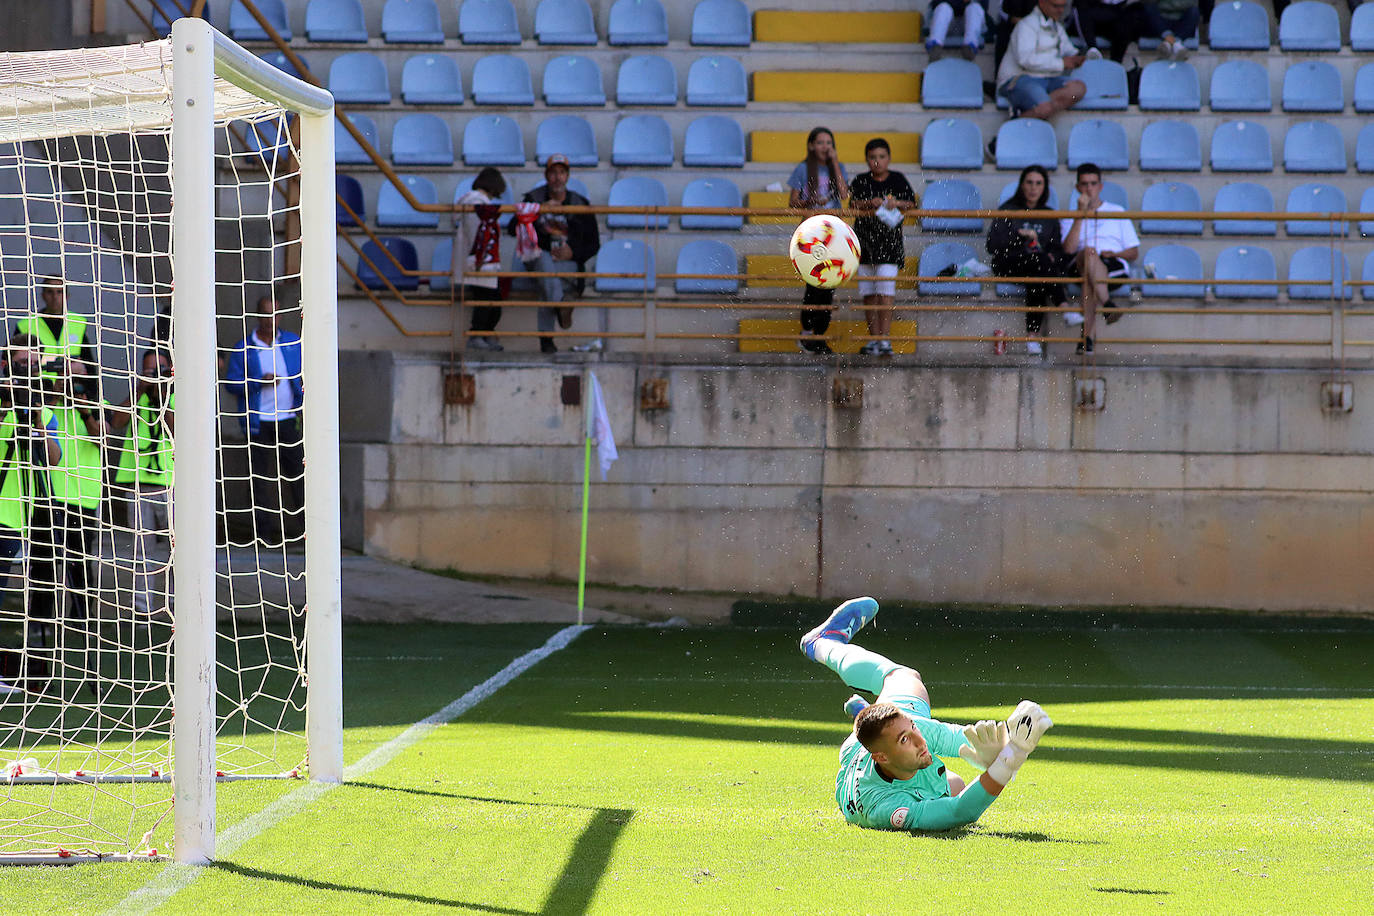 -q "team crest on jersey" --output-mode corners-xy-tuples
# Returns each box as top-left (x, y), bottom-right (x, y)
(890, 807), (909, 828)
